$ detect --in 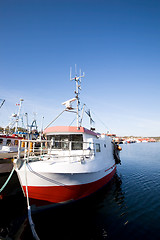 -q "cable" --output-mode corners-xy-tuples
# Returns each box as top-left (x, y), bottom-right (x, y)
(25, 160), (40, 240)
(85, 104), (113, 133)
